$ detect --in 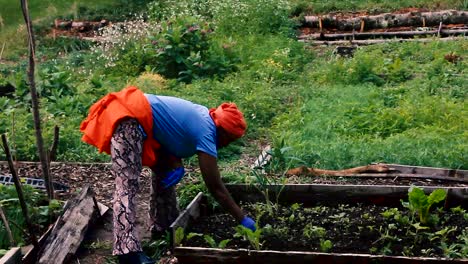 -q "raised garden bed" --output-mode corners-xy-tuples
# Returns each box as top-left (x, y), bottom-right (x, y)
(170, 183), (468, 264)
